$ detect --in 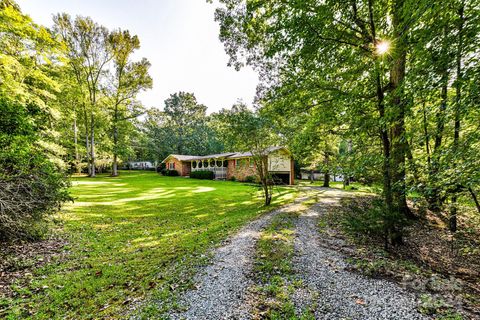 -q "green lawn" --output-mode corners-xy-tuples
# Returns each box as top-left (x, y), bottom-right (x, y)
(3, 171), (297, 319)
